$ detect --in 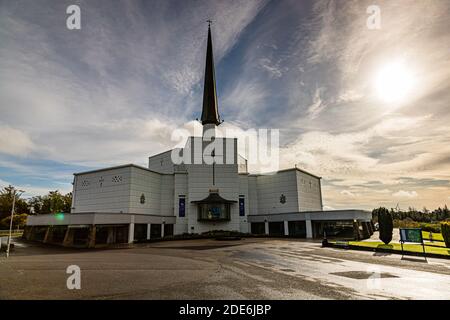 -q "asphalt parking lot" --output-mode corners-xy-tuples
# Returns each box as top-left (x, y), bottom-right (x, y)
(1, 237), (450, 299)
